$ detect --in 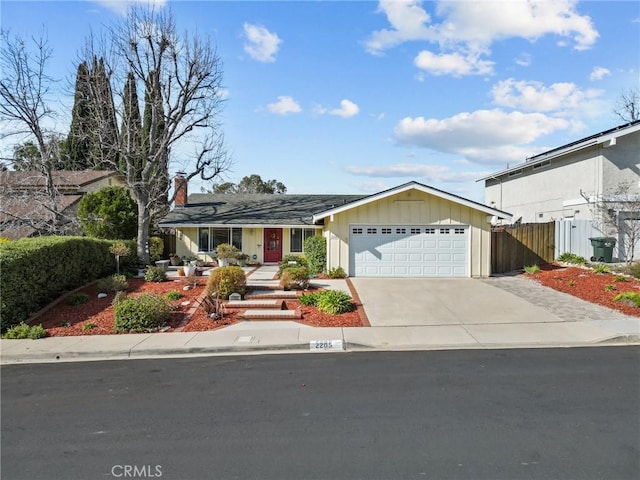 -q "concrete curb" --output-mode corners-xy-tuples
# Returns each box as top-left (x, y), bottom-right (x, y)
(3, 336), (638, 365)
